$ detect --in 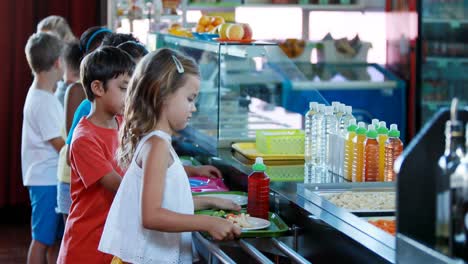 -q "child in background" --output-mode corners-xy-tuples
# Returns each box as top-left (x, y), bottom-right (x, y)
(56, 27), (113, 222)
(117, 40), (149, 61)
(55, 41), (81, 223)
(37, 15), (76, 42)
(101, 32), (139, 47)
(99, 49), (241, 264)
(22, 32), (65, 264)
(61, 26), (112, 121)
(36, 15), (77, 108)
(57, 47), (135, 264)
